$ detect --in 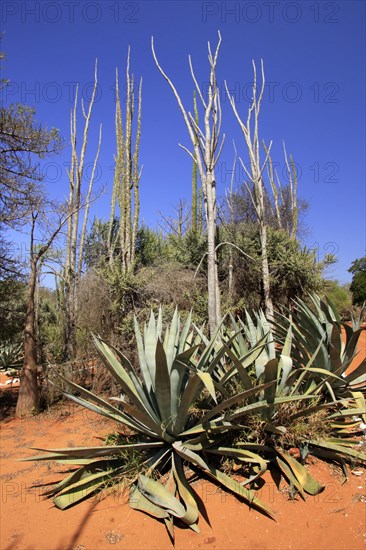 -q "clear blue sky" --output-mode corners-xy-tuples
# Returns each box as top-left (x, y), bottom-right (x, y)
(1, 0), (365, 283)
